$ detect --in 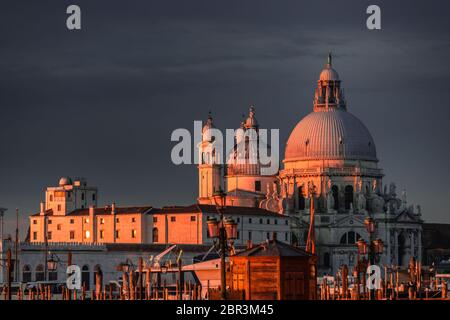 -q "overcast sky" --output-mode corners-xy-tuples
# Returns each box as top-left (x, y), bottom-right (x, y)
(1, 0), (450, 237)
